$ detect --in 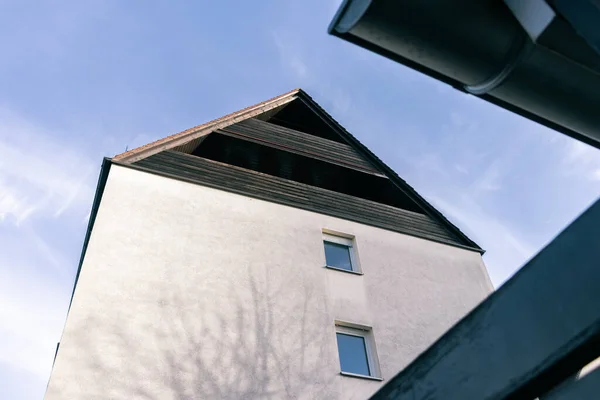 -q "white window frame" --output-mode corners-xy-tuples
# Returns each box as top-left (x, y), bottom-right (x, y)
(322, 231), (362, 274)
(335, 321), (382, 380)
